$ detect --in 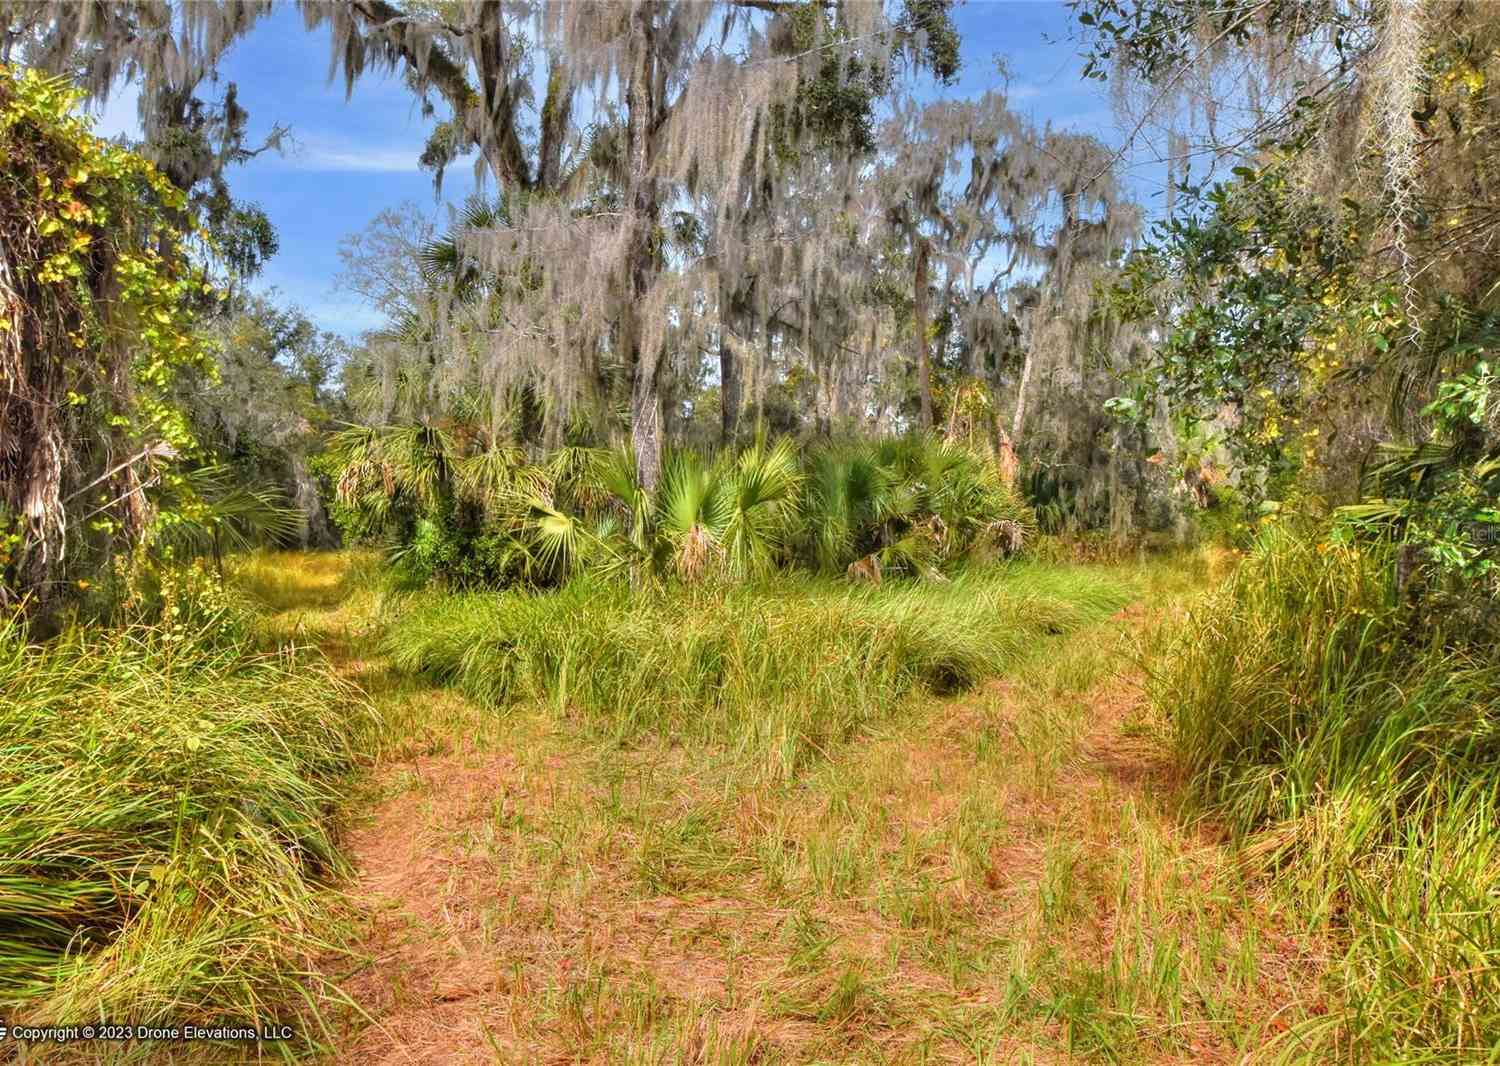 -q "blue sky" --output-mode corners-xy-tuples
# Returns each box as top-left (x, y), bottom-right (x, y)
(92, 1), (1135, 338)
